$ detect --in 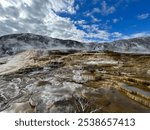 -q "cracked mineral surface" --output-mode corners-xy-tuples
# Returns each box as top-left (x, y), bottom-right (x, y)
(0, 50), (150, 112)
